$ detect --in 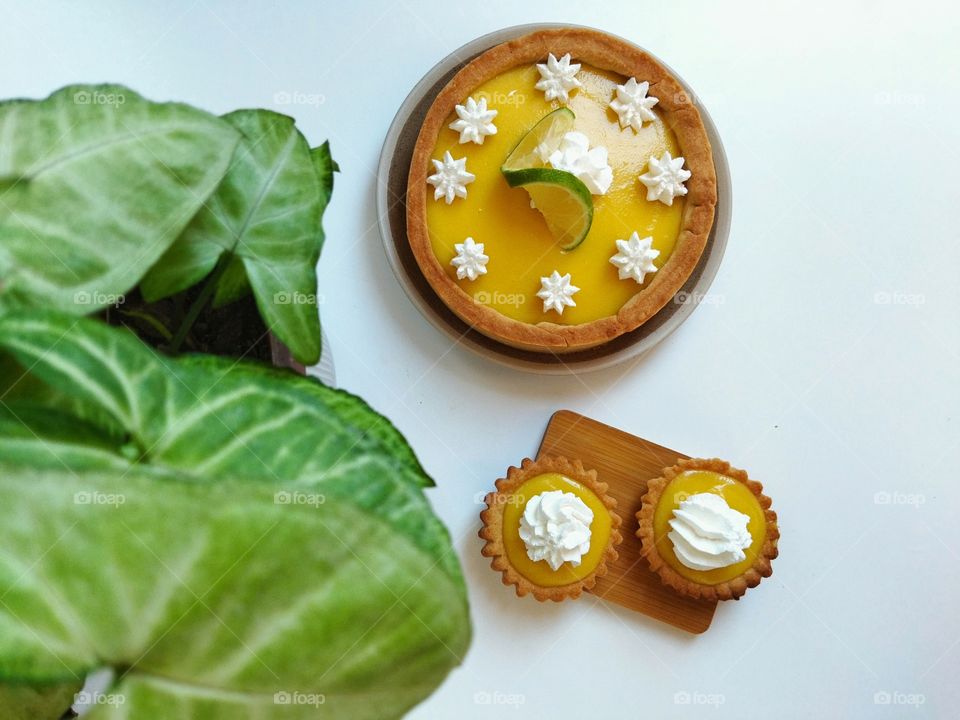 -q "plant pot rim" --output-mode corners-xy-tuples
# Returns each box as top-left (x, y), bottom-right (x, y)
(268, 334), (306, 374)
